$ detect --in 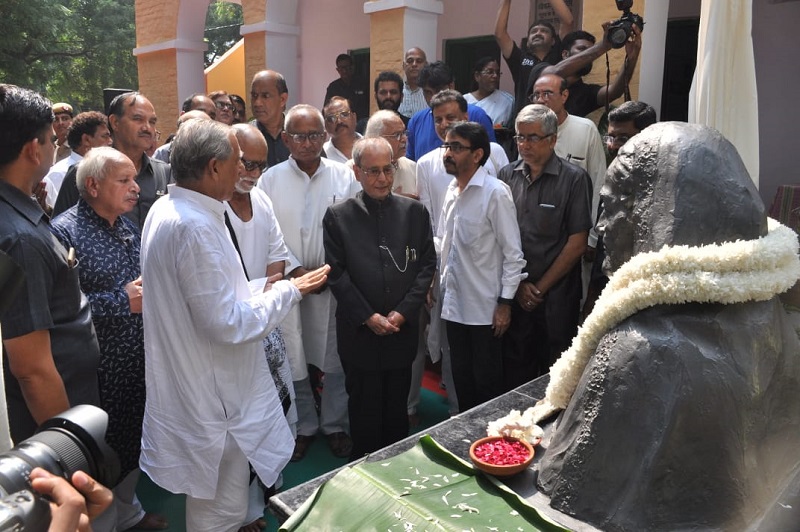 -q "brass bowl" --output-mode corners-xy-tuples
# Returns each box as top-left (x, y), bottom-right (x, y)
(469, 436), (534, 477)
